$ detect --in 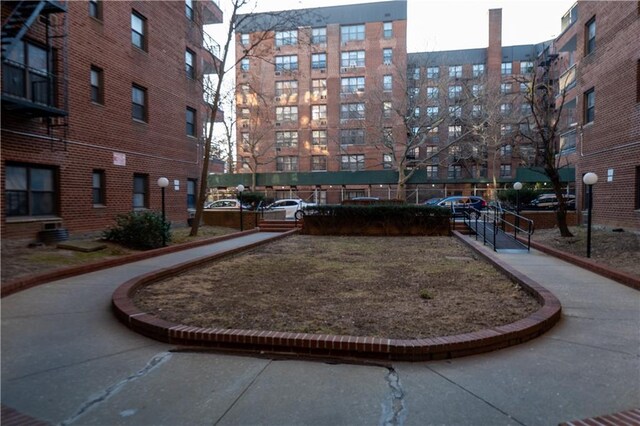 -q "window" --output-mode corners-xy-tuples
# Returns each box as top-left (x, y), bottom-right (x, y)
(520, 61), (534, 74)
(275, 30), (298, 46)
(341, 76), (365, 94)
(472, 84), (483, 97)
(5, 163), (57, 216)
(448, 85), (462, 99)
(383, 101), (392, 118)
(186, 107), (196, 137)
(501, 62), (512, 75)
(425, 146), (438, 161)
(311, 156), (327, 171)
(449, 106), (462, 118)
(559, 131), (577, 153)
(449, 65), (462, 78)
(89, 0), (102, 20)
(341, 51), (365, 68)
(413, 107), (420, 117)
(340, 103), (365, 120)
(426, 87), (438, 100)
(312, 130), (327, 146)
(500, 124), (512, 136)
(383, 22), (393, 38)
(472, 105), (482, 117)
(312, 27), (326, 44)
(340, 154), (365, 171)
(276, 131), (298, 148)
(426, 165), (438, 178)
(448, 125), (462, 140)
(131, 11), (146, 50)
(520, 82), (529, 93)
(521, 103), (530, 115)
(312, 79), (327, 97)
(275, 80), (298, 96)
(133, 174), (148, 208)
(427, 66), (439, 79)
(383, 128), (393, 143)
(275, 55), (298, 71)
(412, 67), (420, 80)
(132, 84), (147, 121)
(241, 108), (250, 119)
(311, 105), (327, 121)
(241, 33), (249, 46)
(428, 127), (439, 143)
(584, 88), (595, 123)
(500, 103), (512, 115)
(499, 145), (512, 156)
(472, 64), (484, 77)
(341, 24), (365, 42)
(185, 0), (193, 20)
(4, 41), (52, 105)
(276, 156), (298, 172)
(275, 106), (298, 122)
(340, 128), (365, 145)
(500, 164), (512, 178)
(411, 87), (420, 98)
(92, 170), (105, 205)
(407, 147), (419, 159)
(240, 133), (250, 151)
(448, 165), (462, 179)
(240, 58), (250, 71)
(383, 153), (393, 169)
(500, 83), (512, 94)
(383, 48), (392, 65)
(586, 17), (596, 55)
(426, 106), (439, 118)
(383, 75), (392, 91)
(90, 66), (103, 104)
(187, 179), (196, 209)
(185, 48), (195, 79)
(311, 53), (327, 70)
